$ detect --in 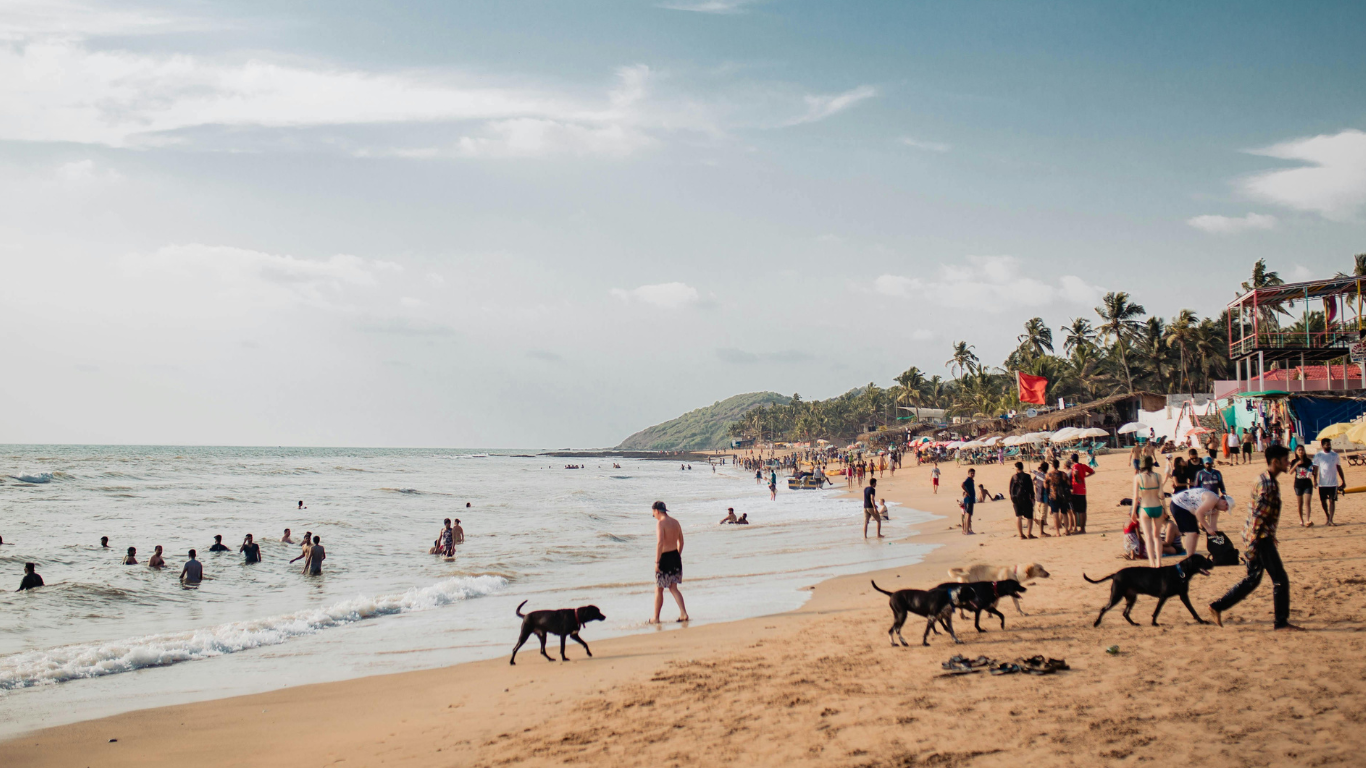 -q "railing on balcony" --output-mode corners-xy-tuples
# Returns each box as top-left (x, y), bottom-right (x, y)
(1227, 328), (1356, 359)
